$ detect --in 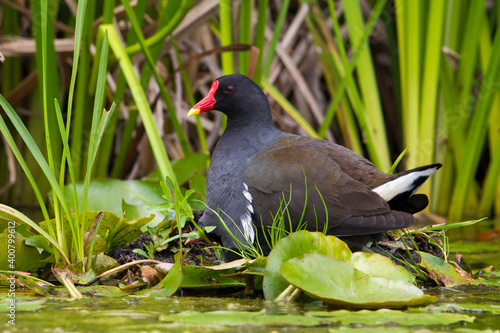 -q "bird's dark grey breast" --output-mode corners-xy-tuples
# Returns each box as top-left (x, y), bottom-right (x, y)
(200, 133), (269, 247)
